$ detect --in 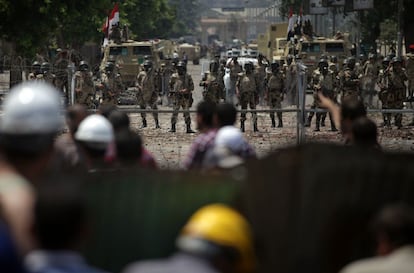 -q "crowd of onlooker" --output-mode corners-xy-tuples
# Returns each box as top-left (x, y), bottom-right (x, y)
(0, 81), (413, 273)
